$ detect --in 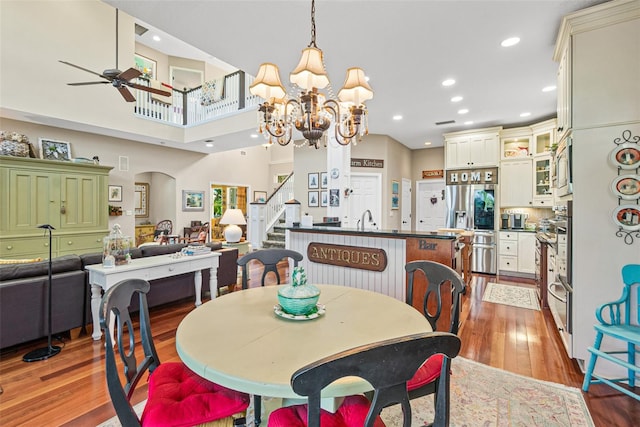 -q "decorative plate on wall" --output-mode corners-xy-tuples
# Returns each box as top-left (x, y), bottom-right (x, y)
(611, 175), (640, 200)
(612, 205), (640, 231)
(610, 143), (640, 170)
